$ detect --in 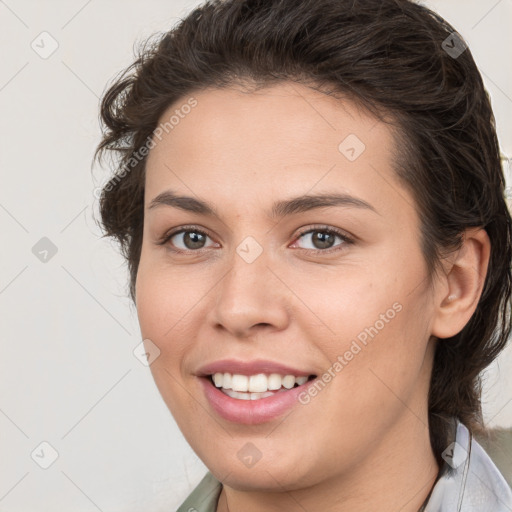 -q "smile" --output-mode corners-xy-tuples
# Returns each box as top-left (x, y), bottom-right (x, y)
(210, 372), (316, 400)
(199, 372), (318, 424)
